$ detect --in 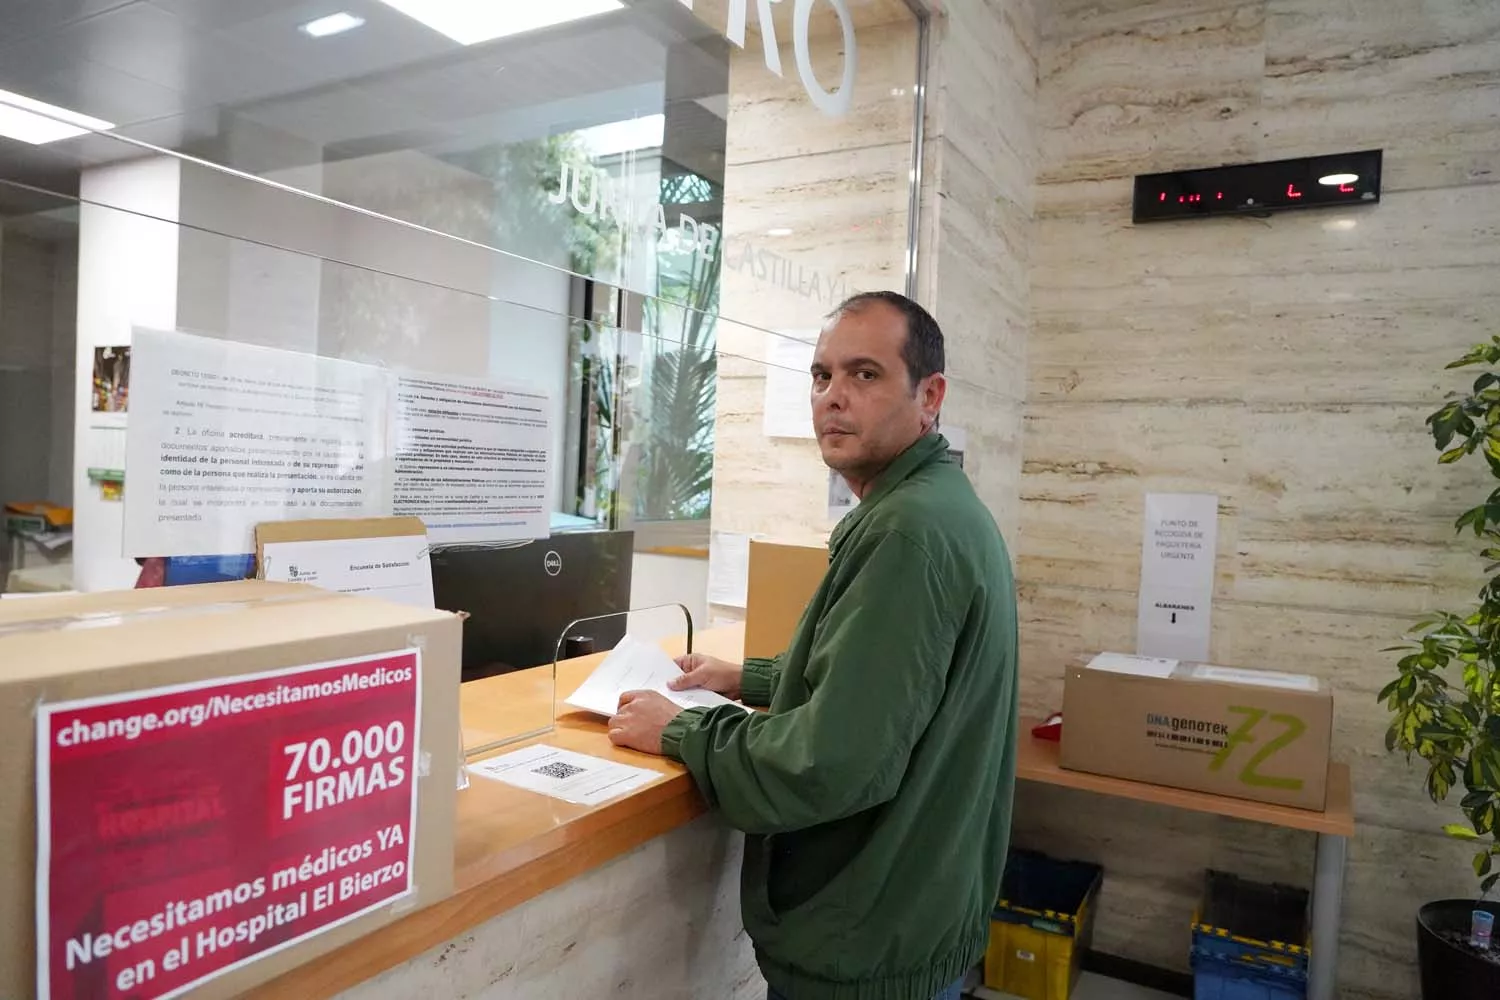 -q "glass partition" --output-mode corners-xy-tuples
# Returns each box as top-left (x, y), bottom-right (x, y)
(0, 0), (971, 755)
